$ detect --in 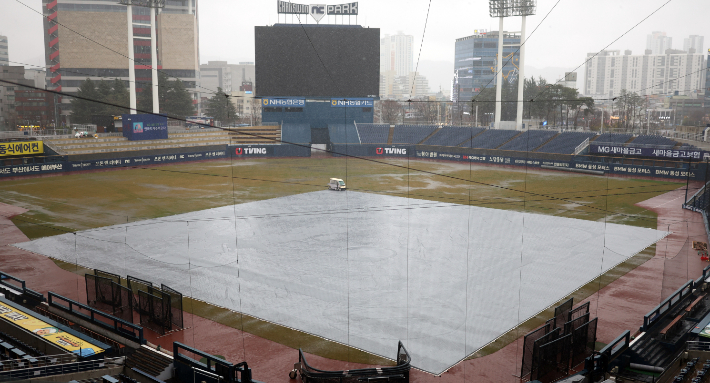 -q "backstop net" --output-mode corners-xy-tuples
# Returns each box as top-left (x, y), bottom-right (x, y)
(553, 298), (573, 331)
(138, 290), (170, 335)
(571, 318), (598, 368)
(520, 324), (556, 380)
(533, 333), (572, 383)
(162, 283), (184, 330)
(85, 273), (133, 323)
